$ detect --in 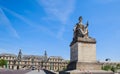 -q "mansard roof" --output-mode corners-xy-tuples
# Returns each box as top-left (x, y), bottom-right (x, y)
(49, 56), (63, 59)
(23, 55), (44, 57)
(22, 55), (45, 60)
(0, 53), (67, 62)
(0, 53), (17, 57)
